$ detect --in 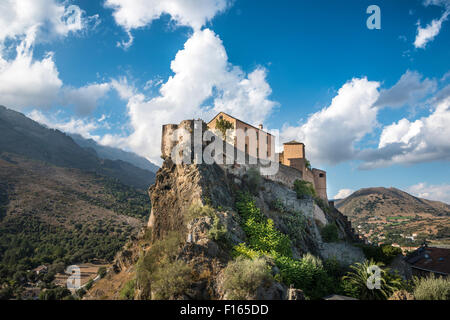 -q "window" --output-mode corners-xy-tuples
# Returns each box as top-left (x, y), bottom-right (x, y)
(219, 115), (223, 120)
(319, 173), (325, 178)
